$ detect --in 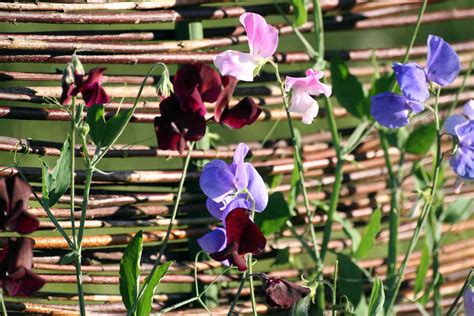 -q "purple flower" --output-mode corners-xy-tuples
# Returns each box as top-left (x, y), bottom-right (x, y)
(199, 143), (268, 220)
(465, 286), (474, 315)
(284, 69), (332, 124)
(0, 238), (45, 296)
(445, 100), (474, 180)
(371, 35), (460, 128)
(258, 275), (311, 309)
(61, 67), (111, 108)
(197, 201), (267, 271)
(0, 175), (39, 234)
(214, 13), (279, 82)
(370, 92), (424, 129)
